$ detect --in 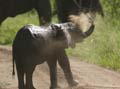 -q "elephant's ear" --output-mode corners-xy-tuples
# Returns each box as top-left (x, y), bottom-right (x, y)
(51, 24), (61, 32)
(51, 24), (75, 48)
(51, 24), (64, 38)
